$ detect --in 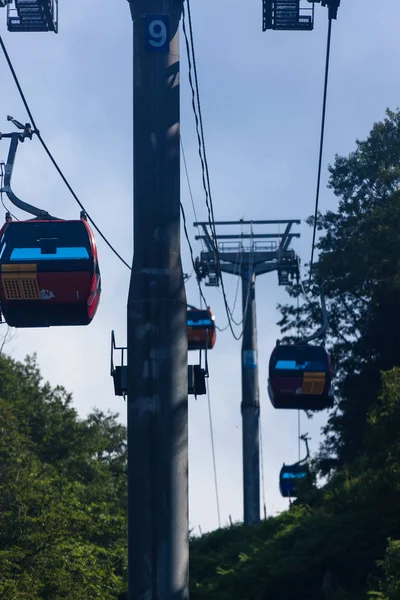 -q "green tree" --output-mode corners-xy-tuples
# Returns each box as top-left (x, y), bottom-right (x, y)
(0, 354), (127, 599)
(369, 540), (400, 600)
(277, 108), (400, 472)
(190, 367), (400, 600)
